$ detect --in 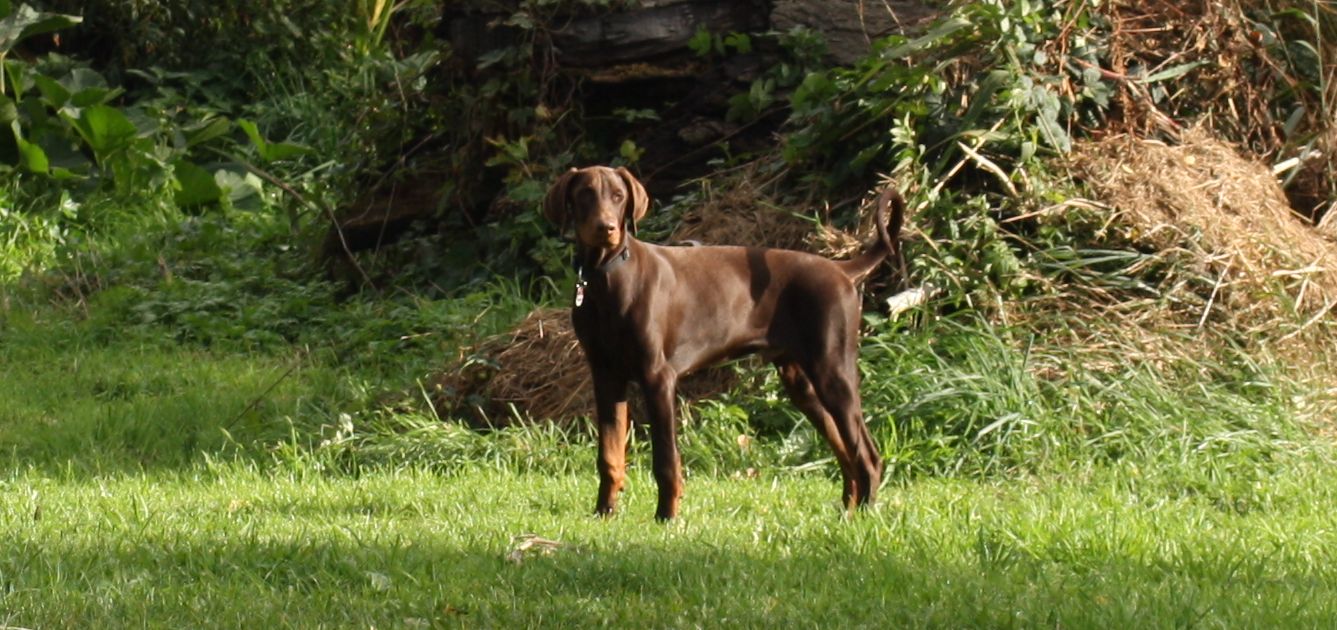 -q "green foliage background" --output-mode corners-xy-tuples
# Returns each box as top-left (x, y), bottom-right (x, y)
(0, 0), (1332, 488)
(0, 2), (1335, 624)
